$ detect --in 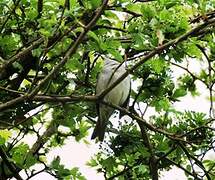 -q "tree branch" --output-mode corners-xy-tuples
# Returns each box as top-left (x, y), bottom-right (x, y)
(33, 94), (97, 103)
(0, 146), (23, 180)
(29, 120), (58, 155)
(137, 120), (158, 180)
